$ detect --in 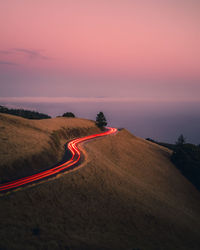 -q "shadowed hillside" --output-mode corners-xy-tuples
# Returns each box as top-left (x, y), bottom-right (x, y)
(0, 116), (200, 249)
